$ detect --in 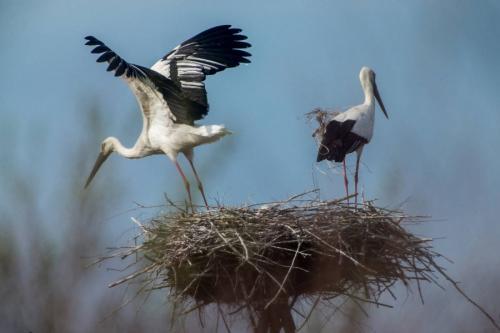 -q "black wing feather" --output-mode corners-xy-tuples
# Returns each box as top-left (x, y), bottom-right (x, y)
(136, 66), (206, 124)
(84, 36), (146, 80)
(84, 35), (203, 125)
(152, 25), (252, 115)
(317, 120), (367, 162)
